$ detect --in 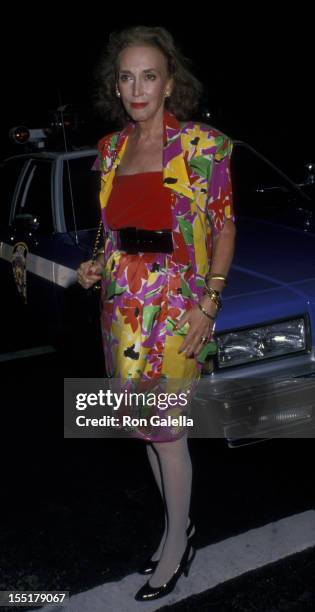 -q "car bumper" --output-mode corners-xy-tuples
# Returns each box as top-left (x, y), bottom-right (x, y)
(192, 349), (315, 447)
